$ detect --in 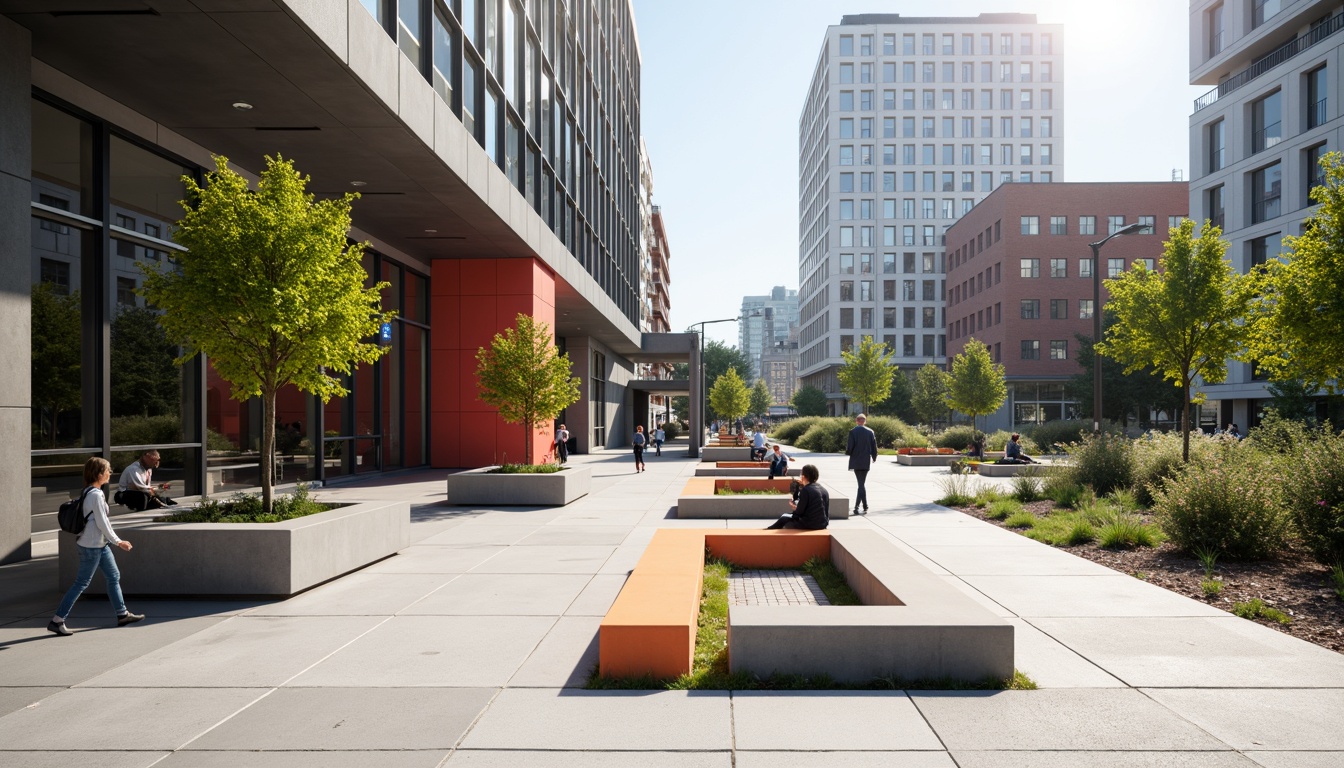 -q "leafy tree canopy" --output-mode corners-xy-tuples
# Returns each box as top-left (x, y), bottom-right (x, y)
(946, 339), (1007, 435)
(868, 367), (916, 422)
(838, 337), (896, 413)
(911, 363), (951, 426)
(1096, 218), (1250, 461)
(709, 369), (751, 427)
(701, 340), (752, 421)
(476, 313), (581, 464)
(110, 305), (181, 419)
(749, 379), (772, 421)
(31, 283), (82, 448)
(1066, 309), (1183, 428)
(791, 384), (829, 417)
